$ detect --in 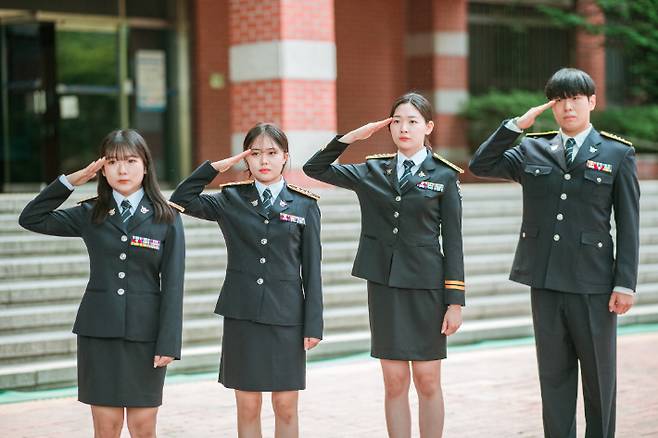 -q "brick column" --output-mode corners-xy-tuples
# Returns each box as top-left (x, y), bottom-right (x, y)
(228, 0), (336, 170)
(192, 0), (230, 165)
(405, 0), (469, 162)
(575, 0), (606, 109)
